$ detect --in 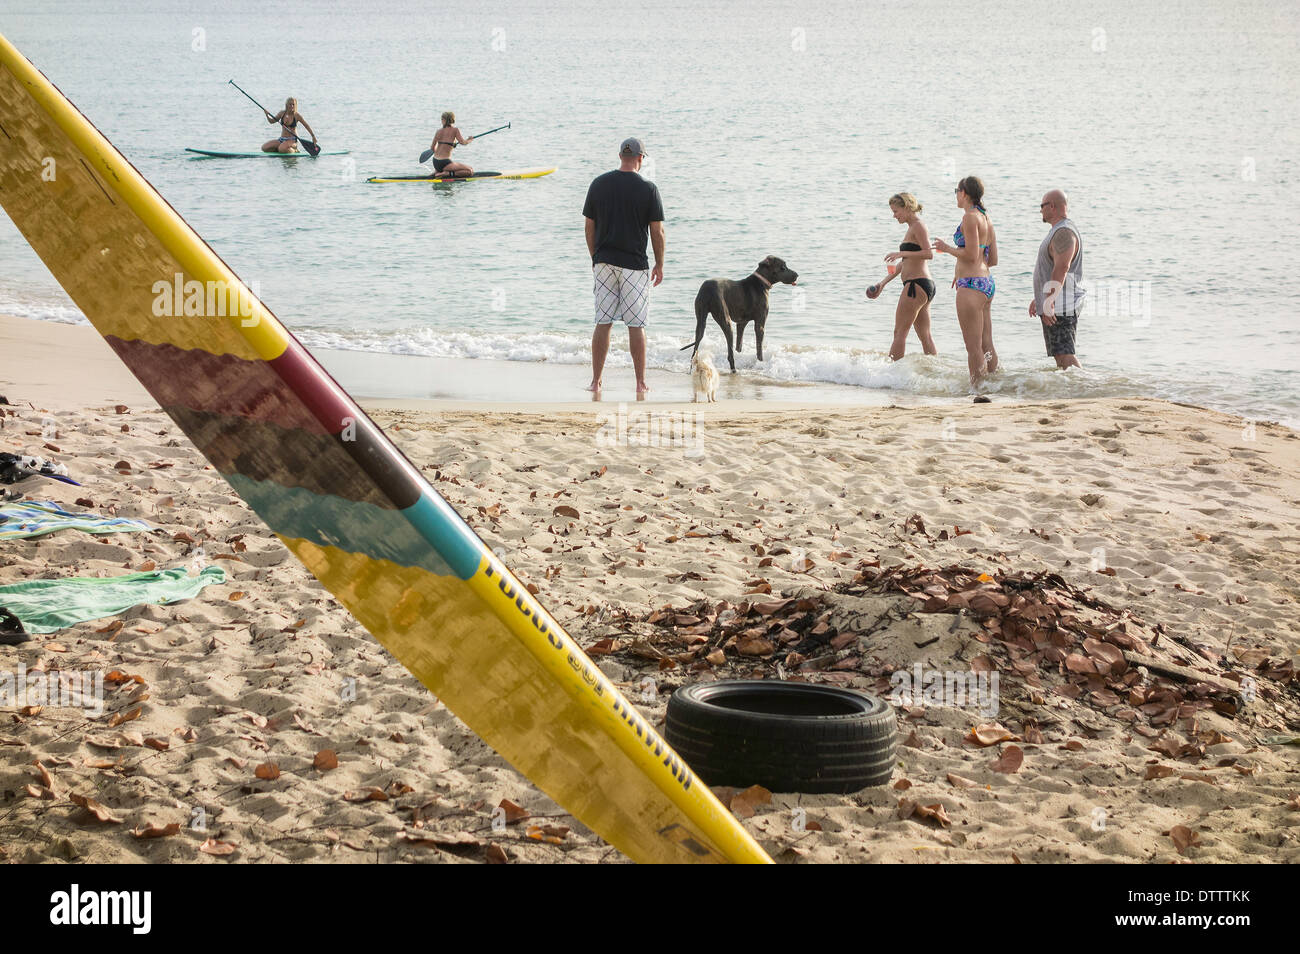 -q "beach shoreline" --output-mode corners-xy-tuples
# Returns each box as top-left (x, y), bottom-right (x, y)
(2, 310), (1299, 864)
